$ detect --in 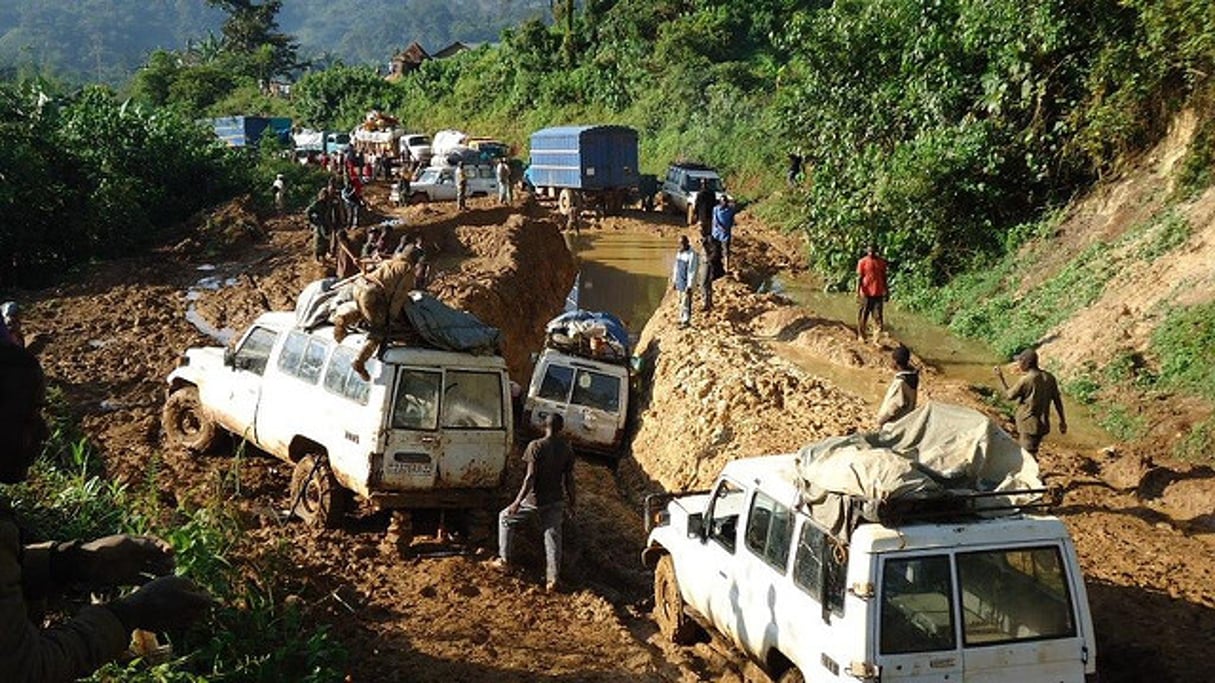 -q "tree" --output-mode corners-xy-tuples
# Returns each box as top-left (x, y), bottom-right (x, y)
(204, 0), (300, 83)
